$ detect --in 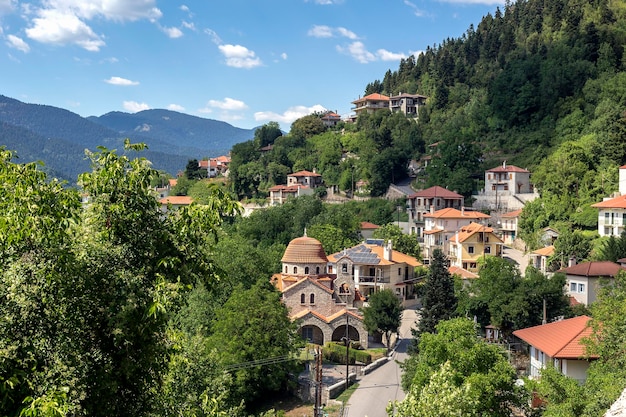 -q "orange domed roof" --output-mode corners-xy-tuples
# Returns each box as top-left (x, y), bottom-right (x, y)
(281, 235), (328, 264)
